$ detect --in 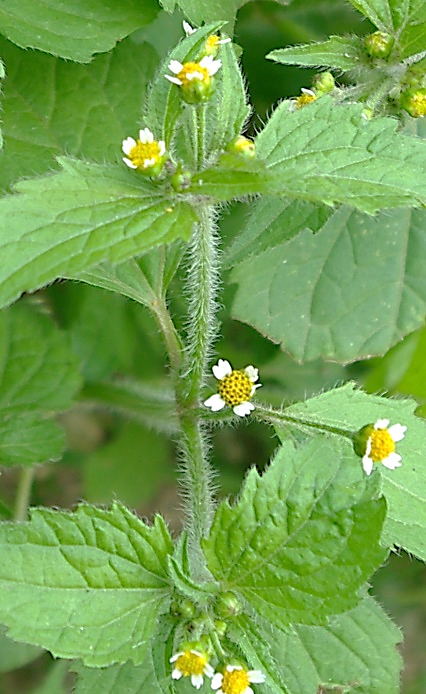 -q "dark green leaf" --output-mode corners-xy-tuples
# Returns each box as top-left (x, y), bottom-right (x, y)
(230, 206), (426, 363)
(0, 415), (65, 467)
(0, 0), (159, 62)
(0, 36), (158, 192)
